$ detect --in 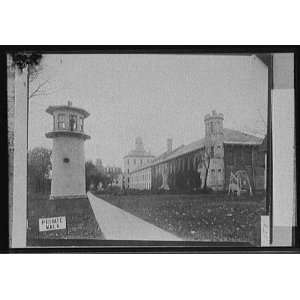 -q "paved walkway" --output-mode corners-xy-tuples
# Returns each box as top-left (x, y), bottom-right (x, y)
(87, 192), (181, 241)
